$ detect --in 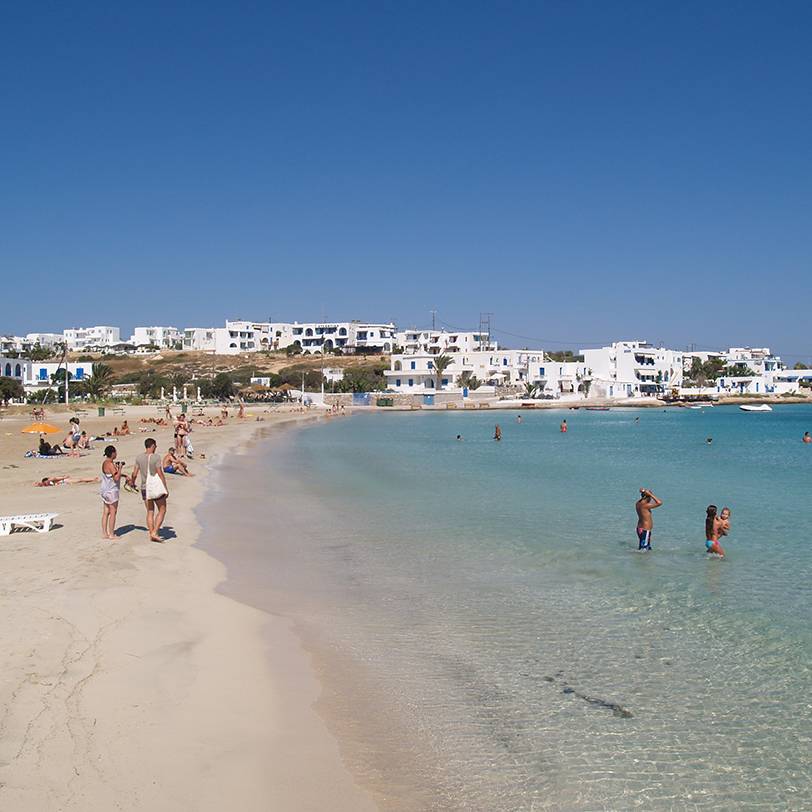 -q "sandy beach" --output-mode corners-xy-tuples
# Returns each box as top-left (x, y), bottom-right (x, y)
(0, 404), (375, 811)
